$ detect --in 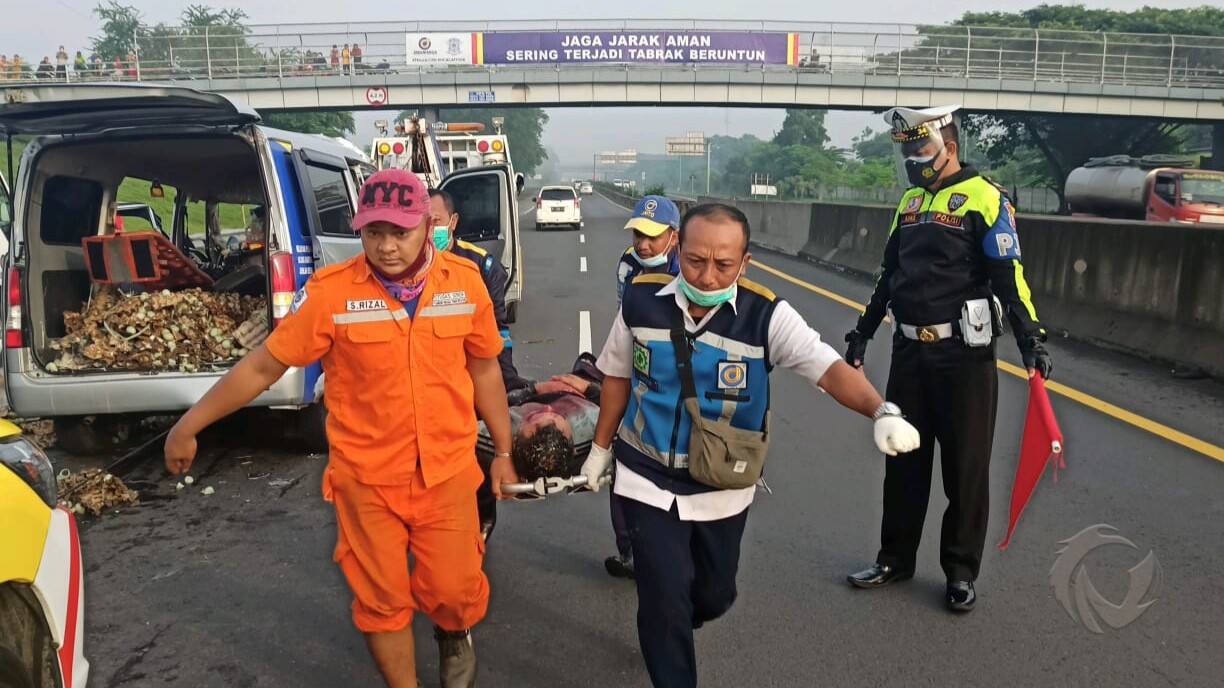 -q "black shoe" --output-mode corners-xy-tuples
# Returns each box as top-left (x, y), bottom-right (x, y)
(434, 626), (477, 688)
(945, 580), (976, 612)
(604, 552), (635, 579)
(846, 563), (914, 588)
